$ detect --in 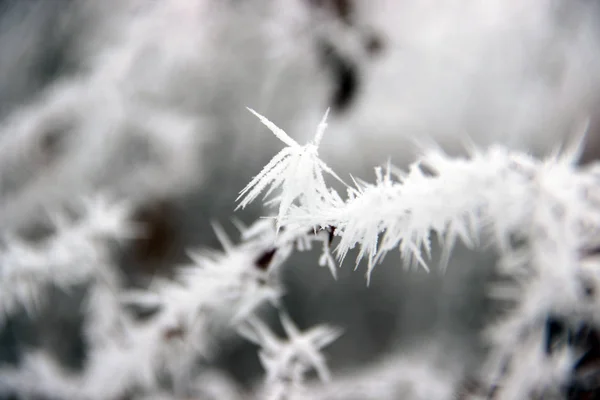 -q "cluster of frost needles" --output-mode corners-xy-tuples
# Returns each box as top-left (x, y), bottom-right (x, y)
(0, 195), (342, 399)
(237, 109), (600, 399)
